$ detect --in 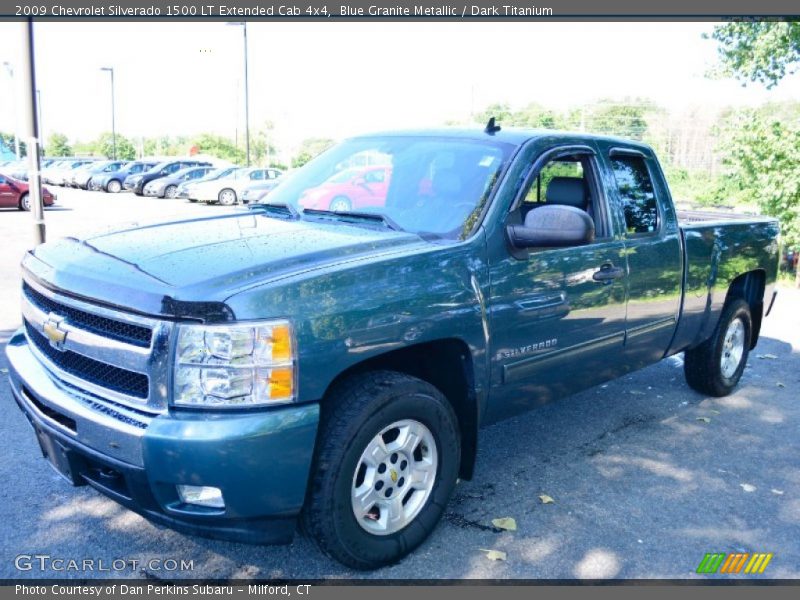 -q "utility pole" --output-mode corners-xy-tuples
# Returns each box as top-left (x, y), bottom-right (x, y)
(2, 61), (21, 160)
(18, 19), (45, 245)
(228, 22), (250, 166)
(36, 89), (43, 142)
(100, 67), (116, 159)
